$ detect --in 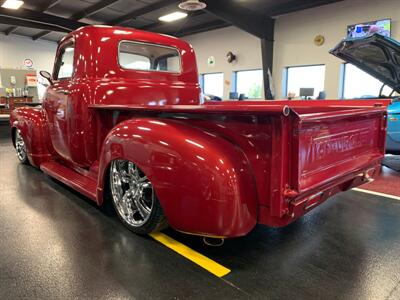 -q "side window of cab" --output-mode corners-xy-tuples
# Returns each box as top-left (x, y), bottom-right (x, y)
(54, 42), (75, 80)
